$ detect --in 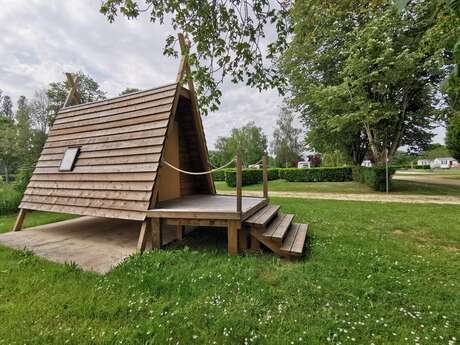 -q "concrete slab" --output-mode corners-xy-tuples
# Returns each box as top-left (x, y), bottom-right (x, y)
(0, 216), (177, 274)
